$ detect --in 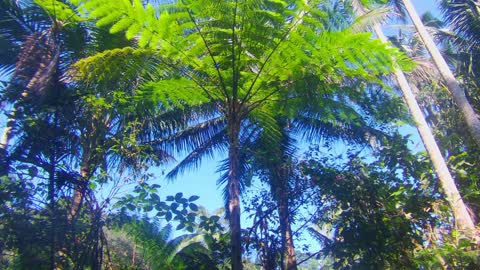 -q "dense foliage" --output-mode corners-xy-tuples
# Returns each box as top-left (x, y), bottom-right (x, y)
(1, 0), (479, 269)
